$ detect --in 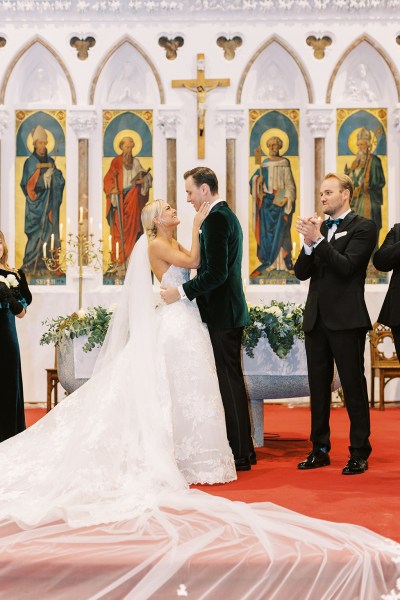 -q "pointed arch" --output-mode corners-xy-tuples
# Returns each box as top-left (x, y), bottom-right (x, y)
(326, 34), (400, 103)
(90, 36), (165, 105)
(237, 35), (313, 104)
(0, 36), (76, 104)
